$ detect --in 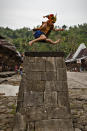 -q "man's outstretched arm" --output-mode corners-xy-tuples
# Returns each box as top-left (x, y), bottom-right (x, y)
(53, 28), (64, 31)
